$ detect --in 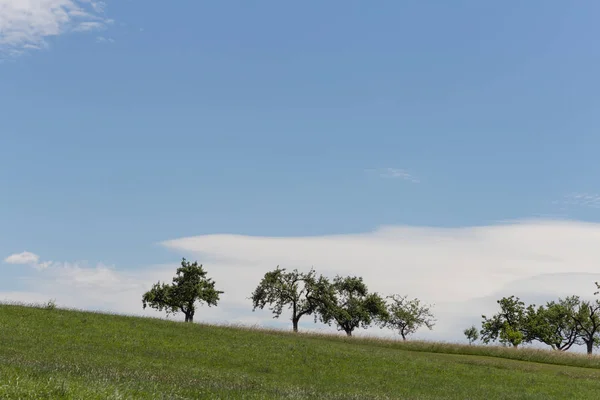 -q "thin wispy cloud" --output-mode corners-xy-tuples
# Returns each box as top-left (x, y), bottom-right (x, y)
(95, 36), (114, 43)
(557, 193), (600, 209)
(73, 21), (106, 32)
(378, 168), (420, 183)
(0, 0), (113, 55)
